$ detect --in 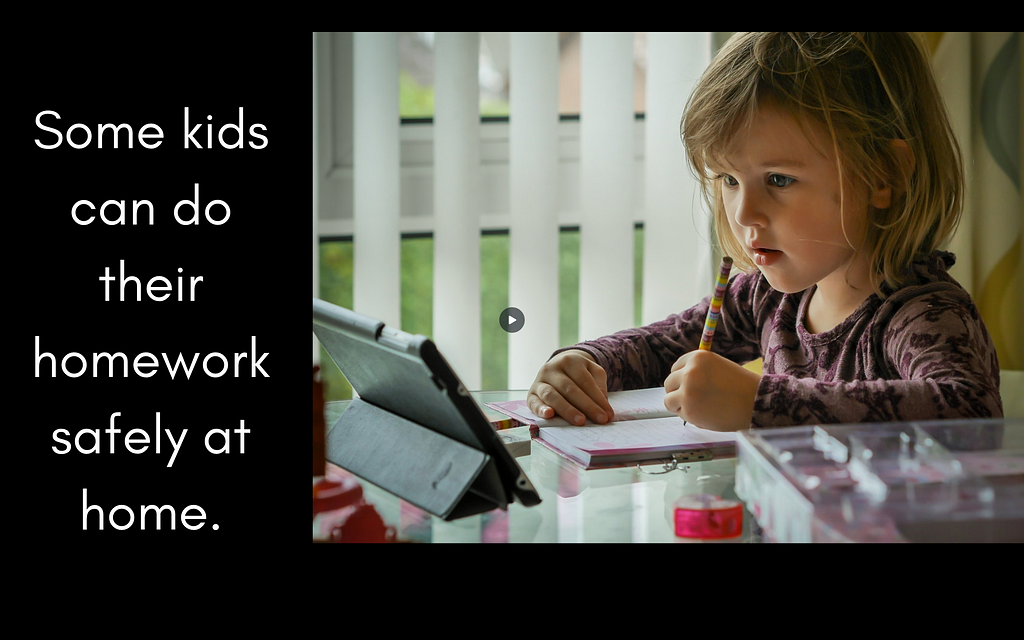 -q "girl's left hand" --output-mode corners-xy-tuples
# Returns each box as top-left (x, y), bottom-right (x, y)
(663, 350), (761, 431)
